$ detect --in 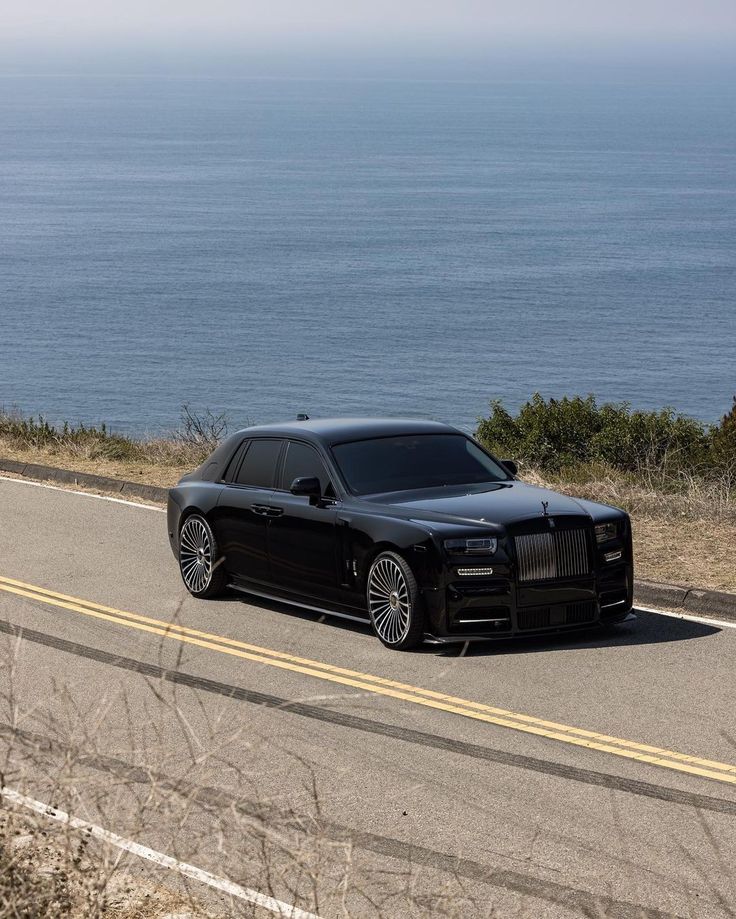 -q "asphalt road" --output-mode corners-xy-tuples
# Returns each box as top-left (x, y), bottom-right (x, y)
(0, 476), (734, 919)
